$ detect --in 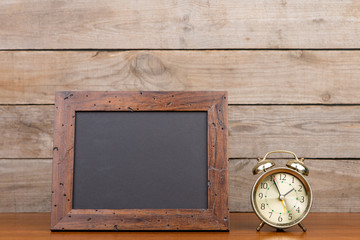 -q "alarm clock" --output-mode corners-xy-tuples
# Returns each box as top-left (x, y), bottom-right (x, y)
(251, 150), (313, 232)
